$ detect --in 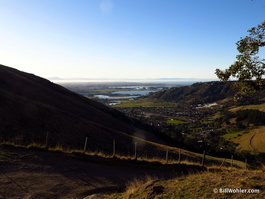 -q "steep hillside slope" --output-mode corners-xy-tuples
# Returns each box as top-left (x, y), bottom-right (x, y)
(0, 64), (163, 153)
